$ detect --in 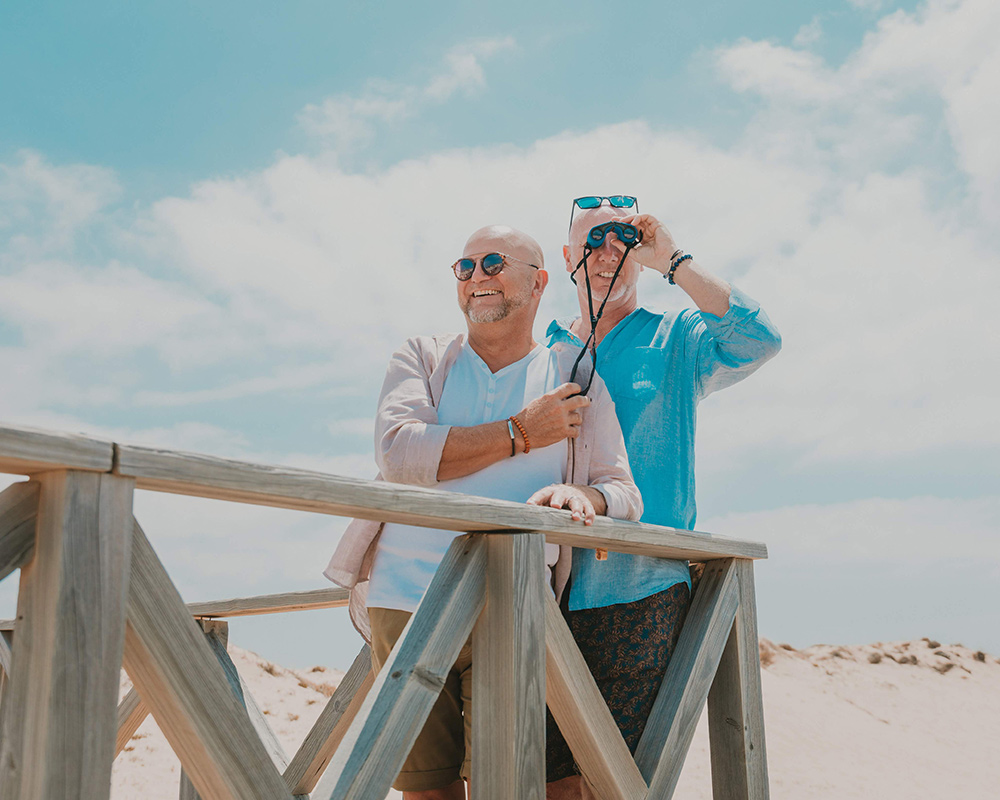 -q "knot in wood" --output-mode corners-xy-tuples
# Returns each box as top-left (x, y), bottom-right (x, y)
(412, 665), (445, 692)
